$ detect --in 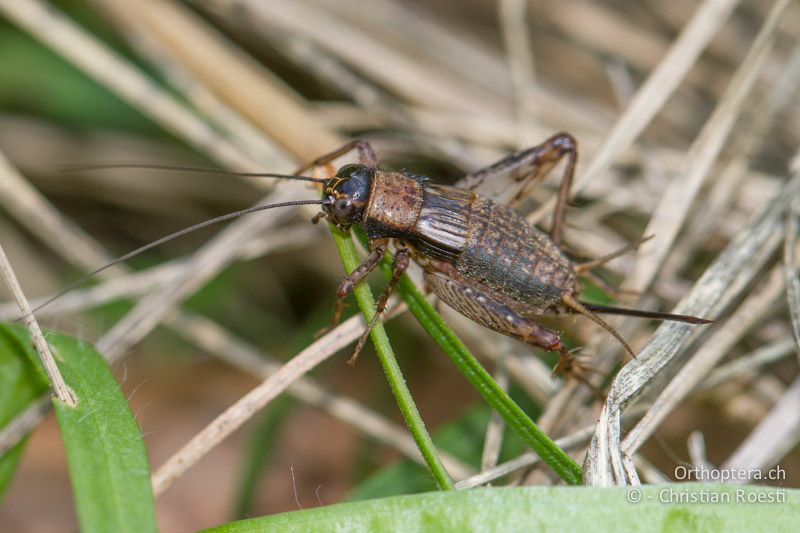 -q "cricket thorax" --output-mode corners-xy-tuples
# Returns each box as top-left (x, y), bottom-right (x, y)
(363, 174), (475, 263)
(363, 171), (423, 238)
